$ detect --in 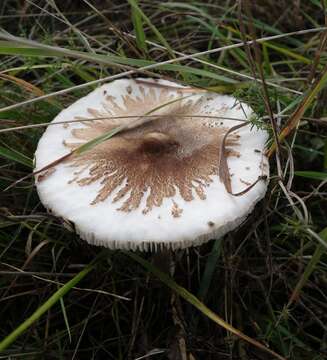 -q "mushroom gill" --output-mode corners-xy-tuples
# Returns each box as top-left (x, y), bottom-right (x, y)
(65, 85), (239, 215)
